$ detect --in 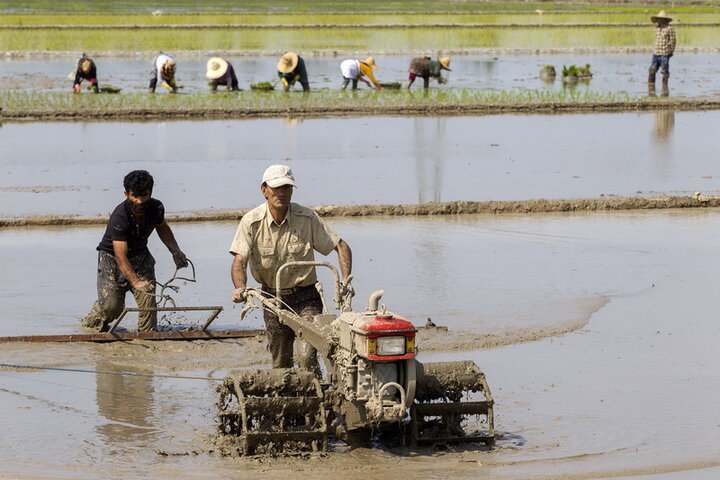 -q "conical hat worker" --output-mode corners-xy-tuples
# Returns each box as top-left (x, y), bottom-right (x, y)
(276, 52), (310, 92)
(206, 57), (239, 91)
(408, 56), (451, 89)
(72, 53), (99, 93)
(339, 57), (384, 90)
